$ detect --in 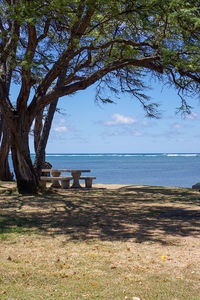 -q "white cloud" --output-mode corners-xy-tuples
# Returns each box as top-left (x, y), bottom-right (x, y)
(173, 123), (183, 129)
(101, 128), (142, 137)
(104, 113), (137, 126)
(53, 117), (70, 133)
(59, 118), (67, 124)
(177, 138), (185, 142)
(186, 112), (198, 120)
(54, 126), (69, 133)
(134, 130), (142, 136)
(142, 120), (148, 126)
